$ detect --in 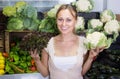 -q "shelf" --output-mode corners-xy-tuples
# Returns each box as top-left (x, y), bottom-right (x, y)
(0, 73), (49, 79)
